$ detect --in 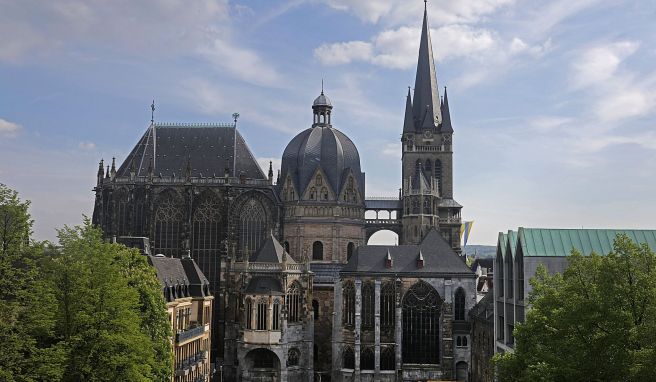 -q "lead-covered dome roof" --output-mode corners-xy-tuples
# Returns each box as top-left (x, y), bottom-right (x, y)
(281, 124), (363, 197)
